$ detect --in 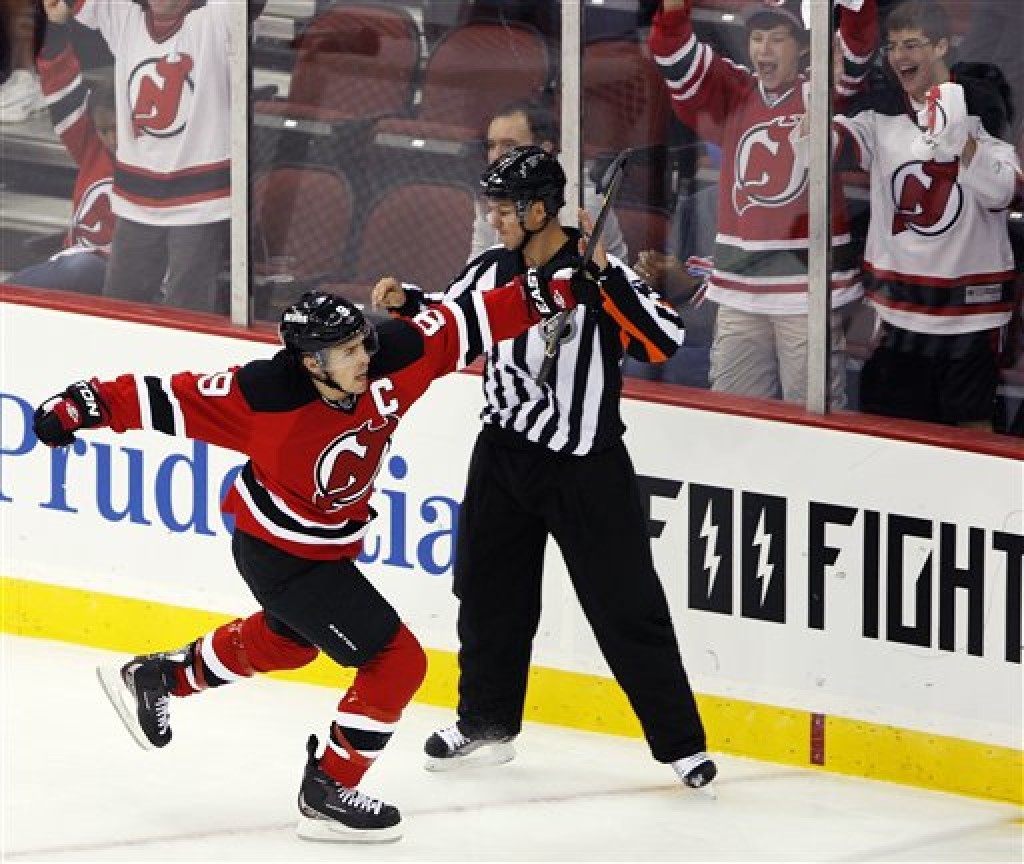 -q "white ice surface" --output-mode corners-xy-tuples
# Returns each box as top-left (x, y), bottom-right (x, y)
(2, 634), (1021, 863)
